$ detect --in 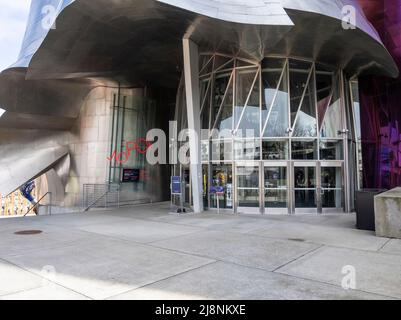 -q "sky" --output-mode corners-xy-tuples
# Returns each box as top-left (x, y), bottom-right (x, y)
(0, 0), (31, 72)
